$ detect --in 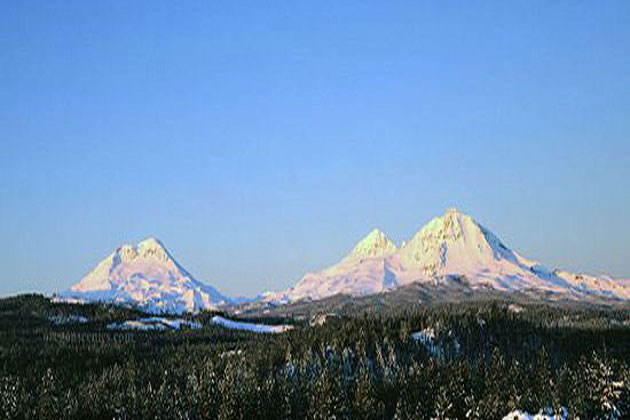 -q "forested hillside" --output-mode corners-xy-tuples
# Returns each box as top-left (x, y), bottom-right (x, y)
(1, 294), (629, 419)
